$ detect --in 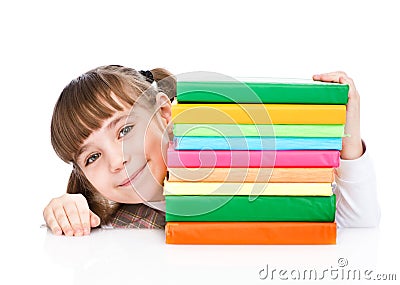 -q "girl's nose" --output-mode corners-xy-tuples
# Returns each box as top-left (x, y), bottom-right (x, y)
(109, 146), (130, 173)
(109, 156), (126, 173)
